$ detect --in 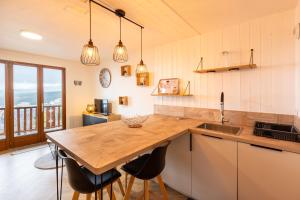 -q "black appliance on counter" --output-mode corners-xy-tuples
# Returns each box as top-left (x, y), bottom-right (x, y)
(94, 99), (110, 116)
(254, 121), (300, 142)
